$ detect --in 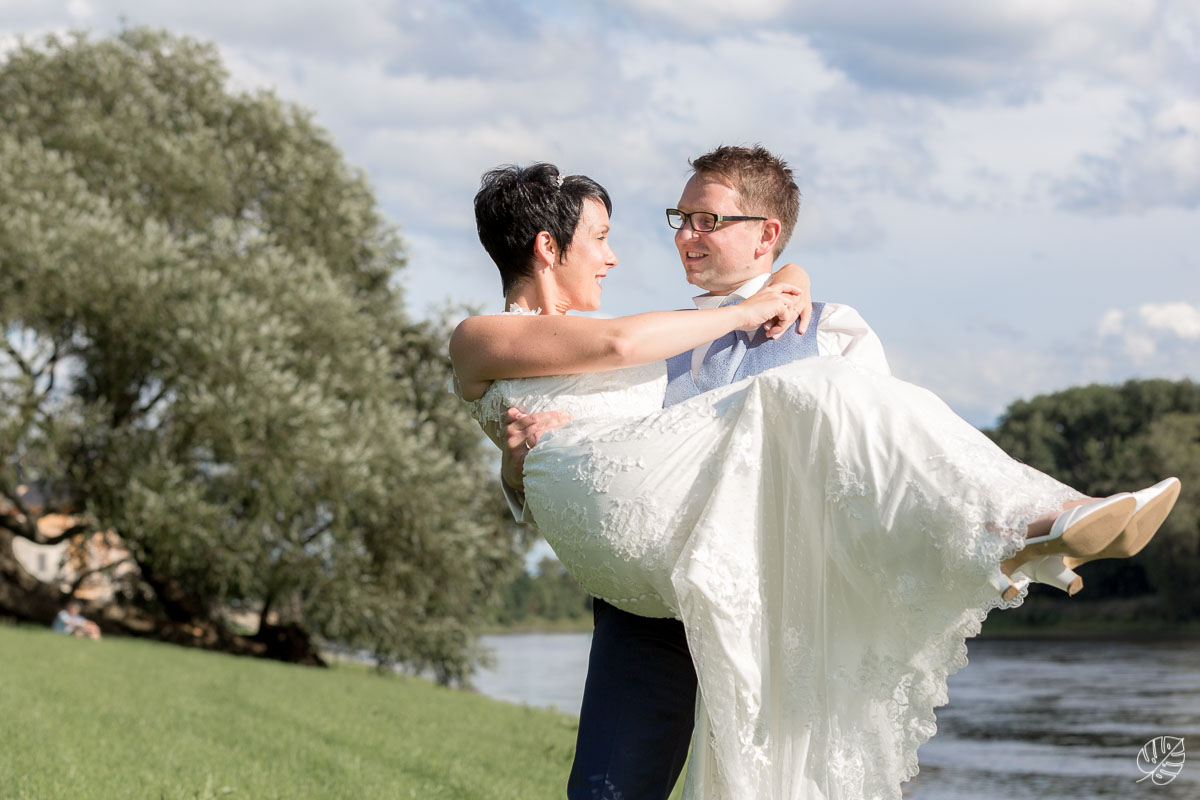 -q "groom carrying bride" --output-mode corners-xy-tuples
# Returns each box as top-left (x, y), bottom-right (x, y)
(499, 144), (890, 800)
